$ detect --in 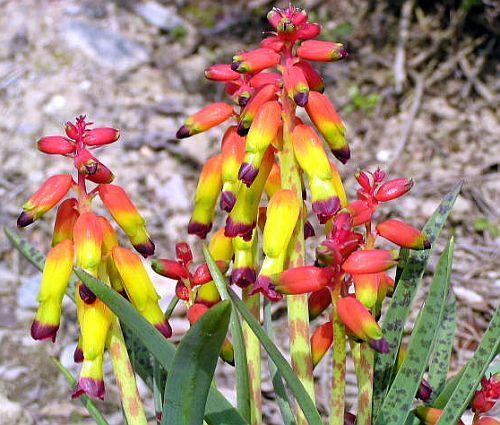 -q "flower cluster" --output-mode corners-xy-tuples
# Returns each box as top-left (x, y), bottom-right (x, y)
(17, 116), (170, 399)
